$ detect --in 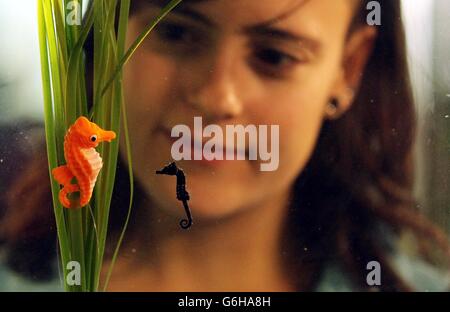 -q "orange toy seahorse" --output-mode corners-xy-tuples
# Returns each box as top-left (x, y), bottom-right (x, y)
(52, 116), (116, 209)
